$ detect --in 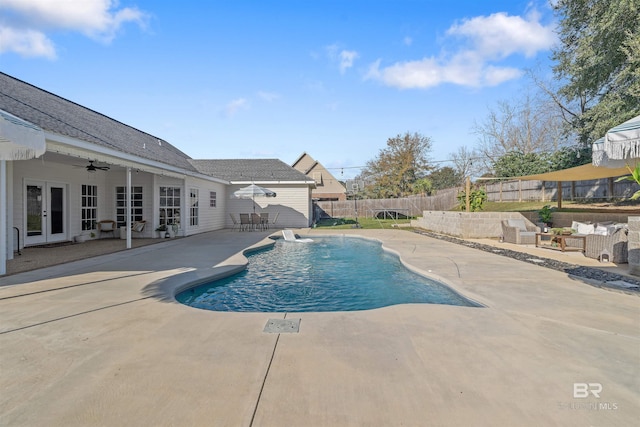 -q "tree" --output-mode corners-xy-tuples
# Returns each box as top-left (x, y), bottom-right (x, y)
(412, 178), (433, 196)
(427, 167), (462, 190)
(450, 146), (484, 179)
(473, 94), (565, 171)
(361, 132), (433, 198)
(552, 0), (640, 144)
(492, 151), (551, 178)
(548, 145), (591, 171)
